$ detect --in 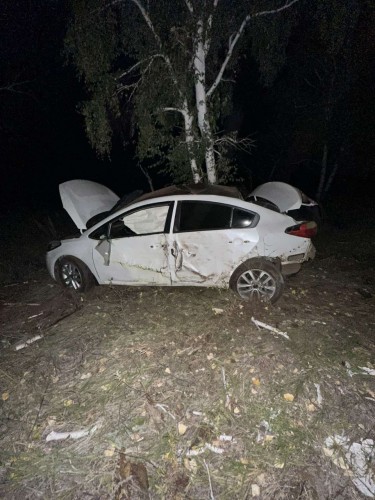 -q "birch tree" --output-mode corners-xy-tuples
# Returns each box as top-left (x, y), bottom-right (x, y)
(66, 0), (300, 184)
